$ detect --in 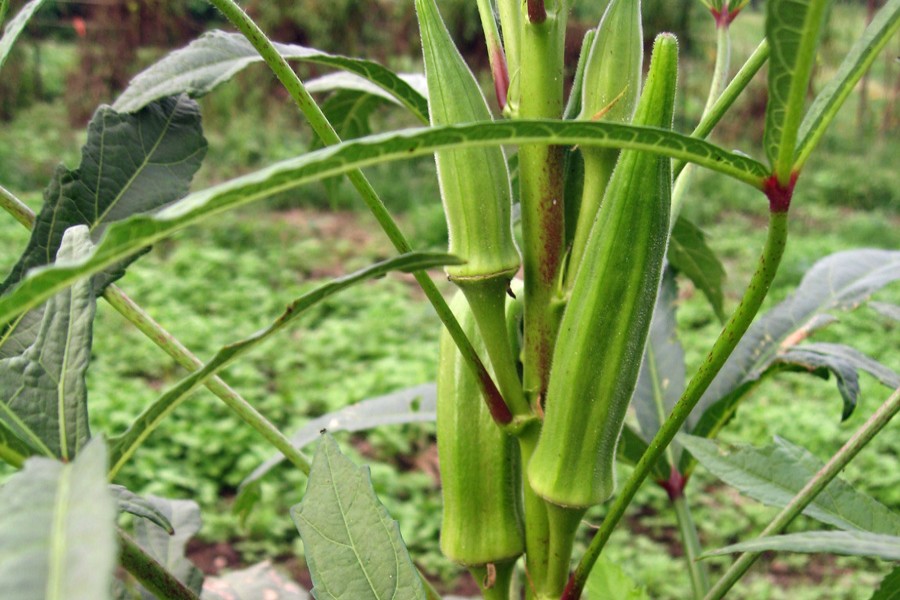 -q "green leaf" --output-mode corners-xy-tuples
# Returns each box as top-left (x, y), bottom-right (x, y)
(795, 0), (900, 168)
(132, 497), (204, 598)
(113, 30), (430, 124)
(584, 555), (650, 600)
(307, 71), (427, 107)
(871, 302), (900, 323)
(0, 417), (40, 467)
(0, 227), (96, 460)
(242, 383), (436, 490)
(291, 436), (426, 600)
(0, 439), (116, 600)
(110, 485), (174, 534)
(703, 531), (900, 561)
(869, 566), (900, 600)
(764, 0), (831, 177)
(634, 269), (686, 461)
(692, 249), (900, 442)
(668, 216), (726, 322)
(203, 562), (309, 600)
(616, 424), (670, 481)
(0, 119), (769, 330)
(107, 253), (456, 476)
(680, 435), (900, 536)
(775, 342), (900, 420)
(0, 0), (47, 73)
